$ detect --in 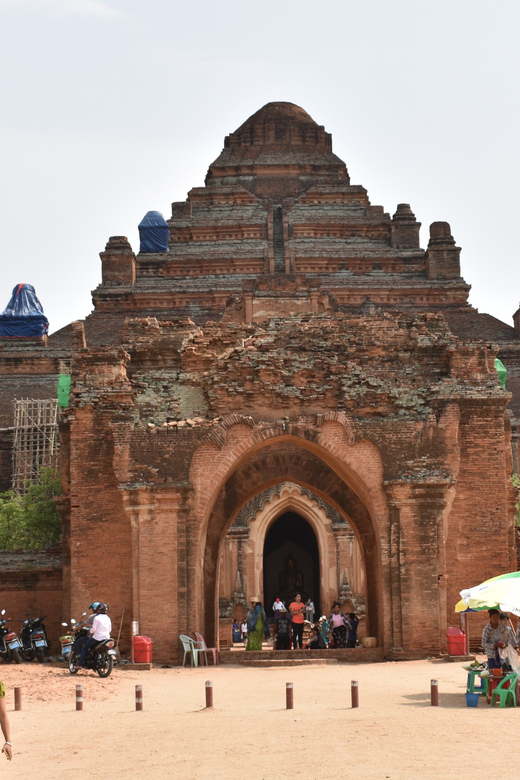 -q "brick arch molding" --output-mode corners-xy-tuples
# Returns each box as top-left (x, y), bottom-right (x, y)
(227, 482), (361, 611)
(191, 431), (387, 646)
